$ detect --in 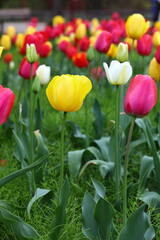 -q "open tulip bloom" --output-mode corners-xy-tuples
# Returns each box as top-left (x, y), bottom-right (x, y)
(103, 60), (132, 85)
